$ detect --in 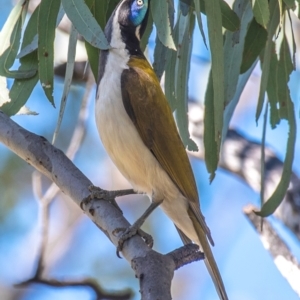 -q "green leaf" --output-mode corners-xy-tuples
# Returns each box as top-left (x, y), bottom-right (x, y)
(0, 3), (42, 116)
(1, 52), (39, 116)
(266, 42), (280, 128)
(0, 1), (35, 79)
(283, 0), (296, 10)
(256, 0), (280, 121)
(193, 0), (207, 47)
(240, 18), (268, 74)
(204, 0), (224, 178)
(252, 0), (270, 28)
(38, 0), (61, 105)
(52, 25), (78, 144)
(84, 0), (109, 81)
(204, 71), (217, 182)
(0, 16), (35, 79)
(153, 37), (168, 81)
(224, 0), (253, 106)
(151, 0), (176, 50)
(17, 4), (65, 59)
(223, 60), (257, 139)
(140, 9), (153, 51)
(62, 0), (110, 50)
(217, 0), (241, 31)
(257, 34), (296, 217)
(175, 13), (198, 151)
